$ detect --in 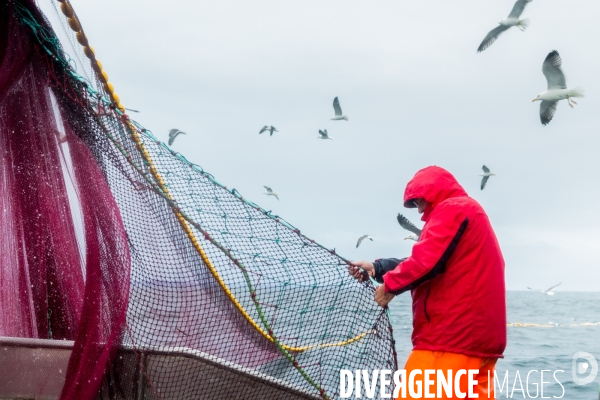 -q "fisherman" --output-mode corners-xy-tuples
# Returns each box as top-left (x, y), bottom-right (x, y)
(349, 166), (506, 399)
